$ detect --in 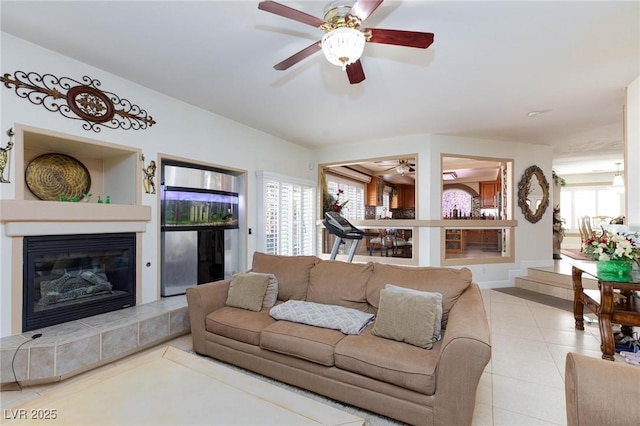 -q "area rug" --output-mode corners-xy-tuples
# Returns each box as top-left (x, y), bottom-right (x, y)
(198, 354), (404, 426)
(561, 248), (592, 261)
(492, 287), (573, 312)
(4, 347), (366, 426)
